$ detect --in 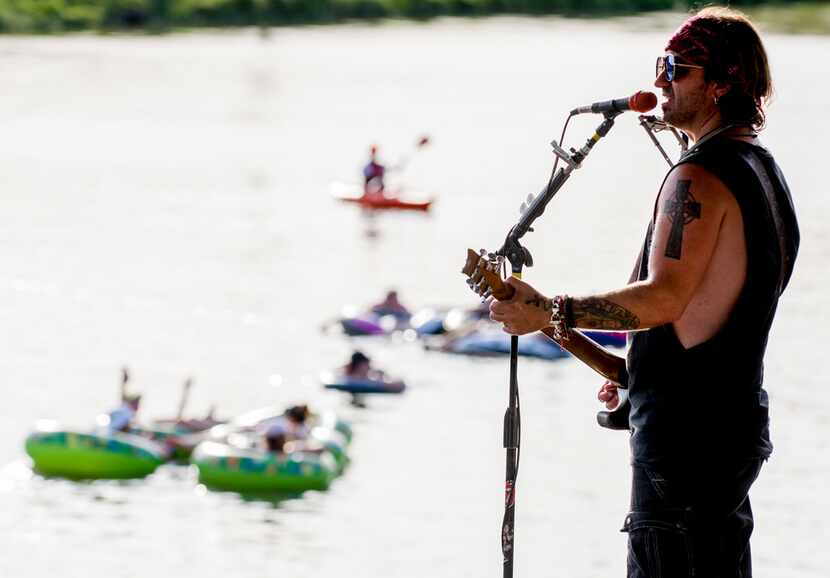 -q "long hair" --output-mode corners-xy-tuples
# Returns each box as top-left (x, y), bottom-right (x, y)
(667, 7), (773, 130)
